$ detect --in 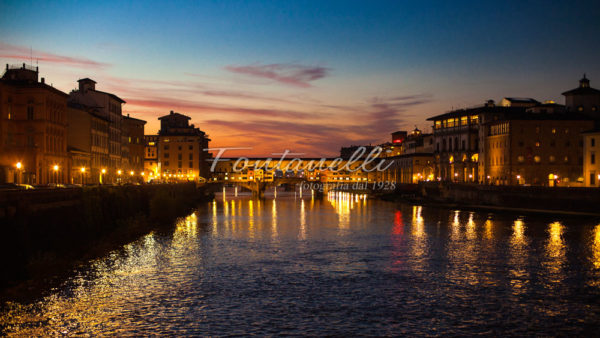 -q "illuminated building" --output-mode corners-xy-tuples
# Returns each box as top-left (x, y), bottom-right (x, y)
(380, 128), (435, 183)
(583, 130), (600, 186)
(427, 100), (494, 182)
(66, 103), (110, 184)
(144, 135), (159, 179)
(123, 115), (146, 180)
(482, 102), (593, 186)
(69, 78), (126, 178)
(155, 111), (211, 181)
(0, 64), (69, 184)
